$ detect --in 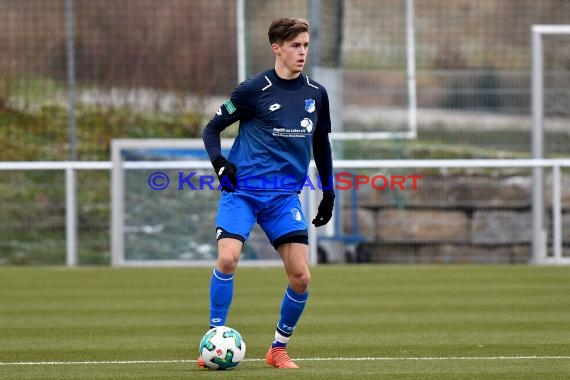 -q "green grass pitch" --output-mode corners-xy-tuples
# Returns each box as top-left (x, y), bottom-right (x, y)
(1, 265), (569, 379)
